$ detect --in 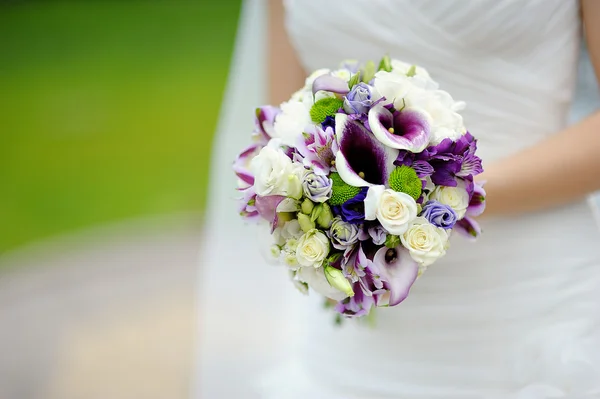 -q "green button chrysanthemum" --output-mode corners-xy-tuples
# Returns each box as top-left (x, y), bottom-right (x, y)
(310, 97), (344, 123)
(328, 172), (361, 206)
(388, 166), (422, 201)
